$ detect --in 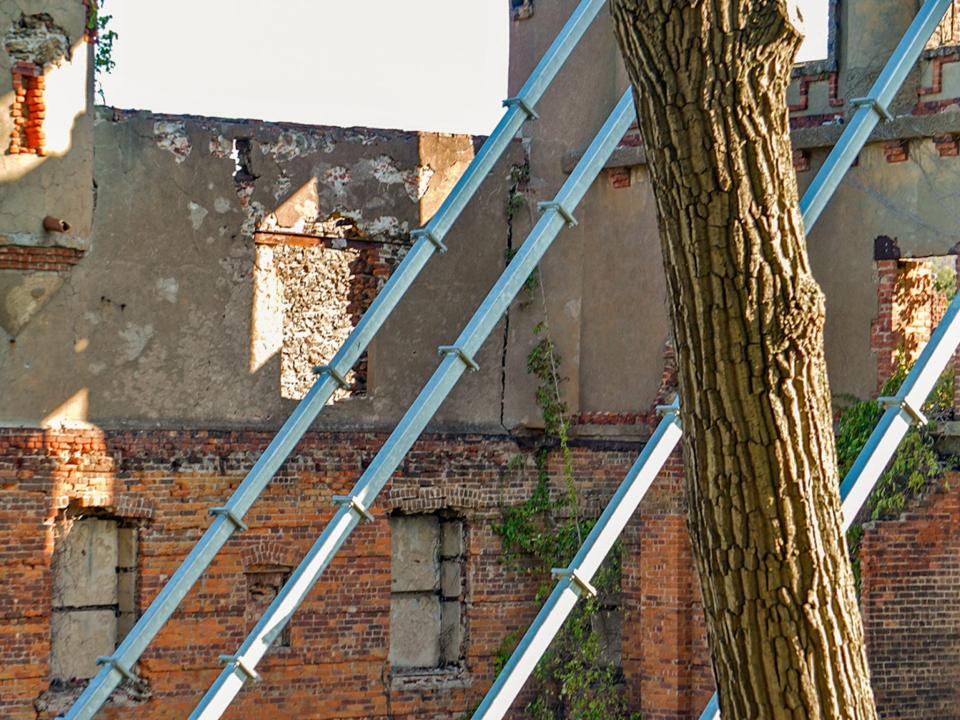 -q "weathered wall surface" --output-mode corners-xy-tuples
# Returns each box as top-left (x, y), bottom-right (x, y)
(0, 427), (649, 719)
(0, 109), (523, 431)
(0, 1), (92, 337)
